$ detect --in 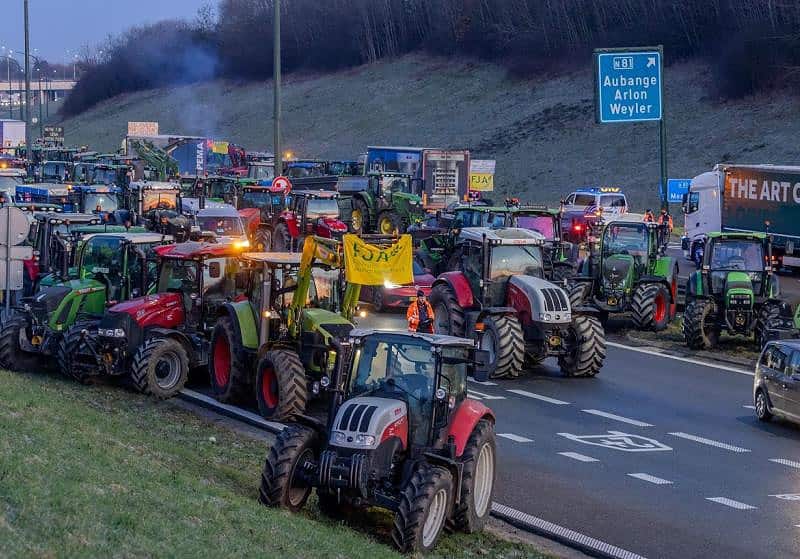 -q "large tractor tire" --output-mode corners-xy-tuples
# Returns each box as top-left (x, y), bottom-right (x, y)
(683, 299), (720, 349)
(449, 419), (496, 533)
(550, 263), (575, 285)
(391, 464), (453, 553)
(130, 337), (189, 399)
(350, 198), (370, 234)
(755, 302), (782, 348)
(57, 321), (96, 381)
(631, 283), (671, 331)
(429, 283), (466, 338)
(253, 228), (272, 252)
(568, 282), (591, 307)
(0, 311), (41, 372)
(255, 349), (308, 421)
(209, 316), (250, 404)
(558, 314), (606, 377)
(371, 288), (386, 313)
(272, 222), (293, 252)
(480, 314), (524, 379)
(377, 211), (403, 235)
(259, 424), (319, 512)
